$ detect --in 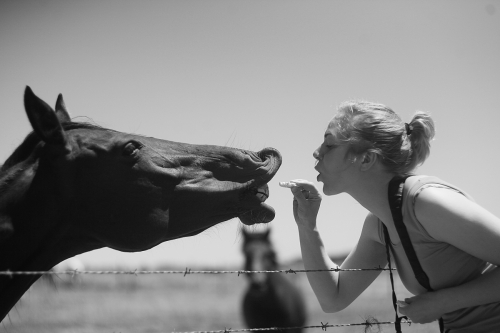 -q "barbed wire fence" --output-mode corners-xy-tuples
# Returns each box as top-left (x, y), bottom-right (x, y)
(0, 266), (394, 277)
(0, 267), (414, 333)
